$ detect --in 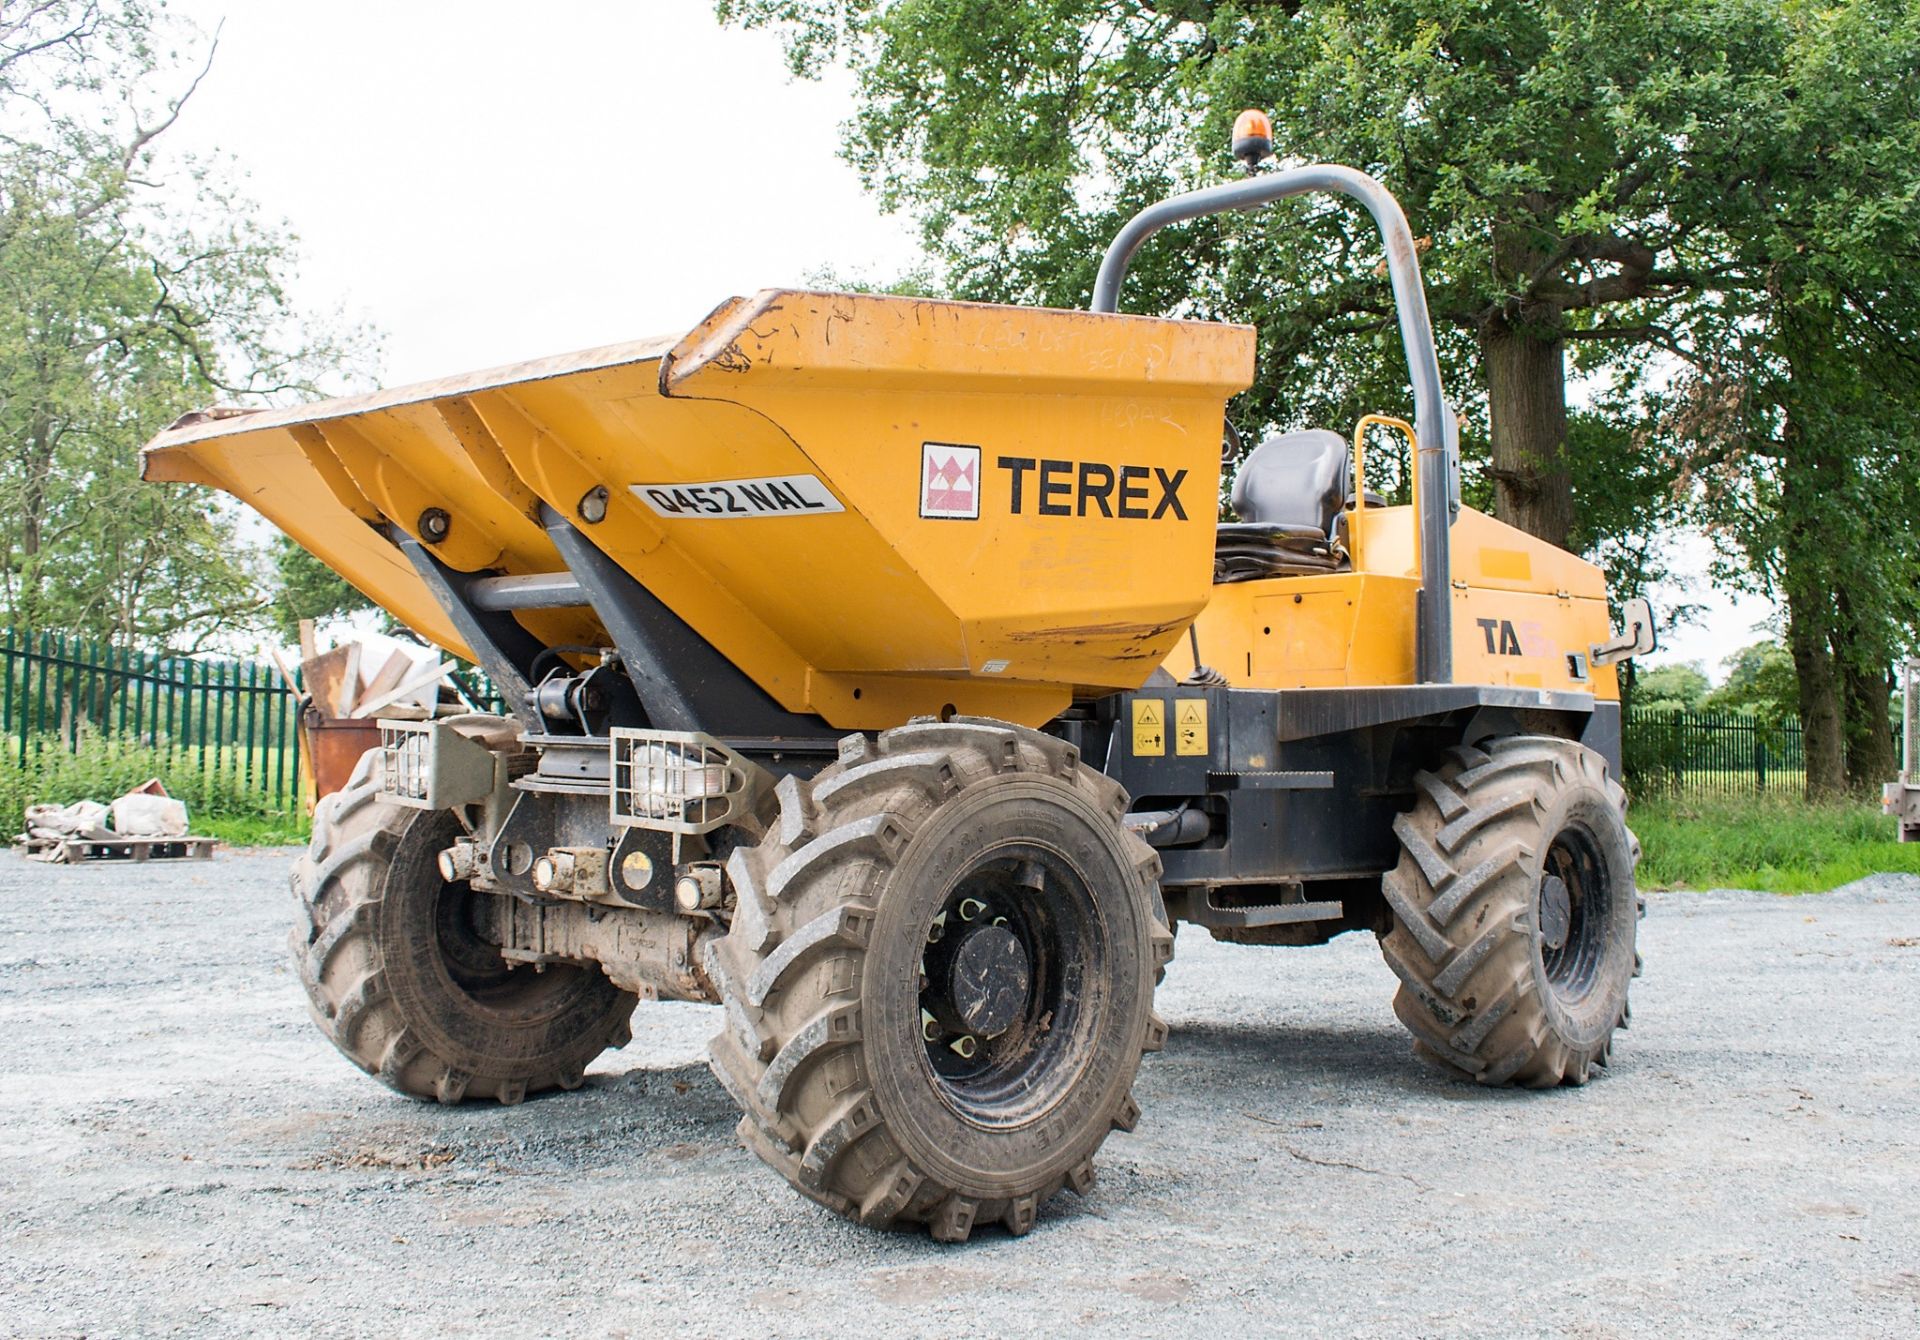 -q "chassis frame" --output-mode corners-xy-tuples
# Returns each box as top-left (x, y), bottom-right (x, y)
(382, 508), (1617, 995)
